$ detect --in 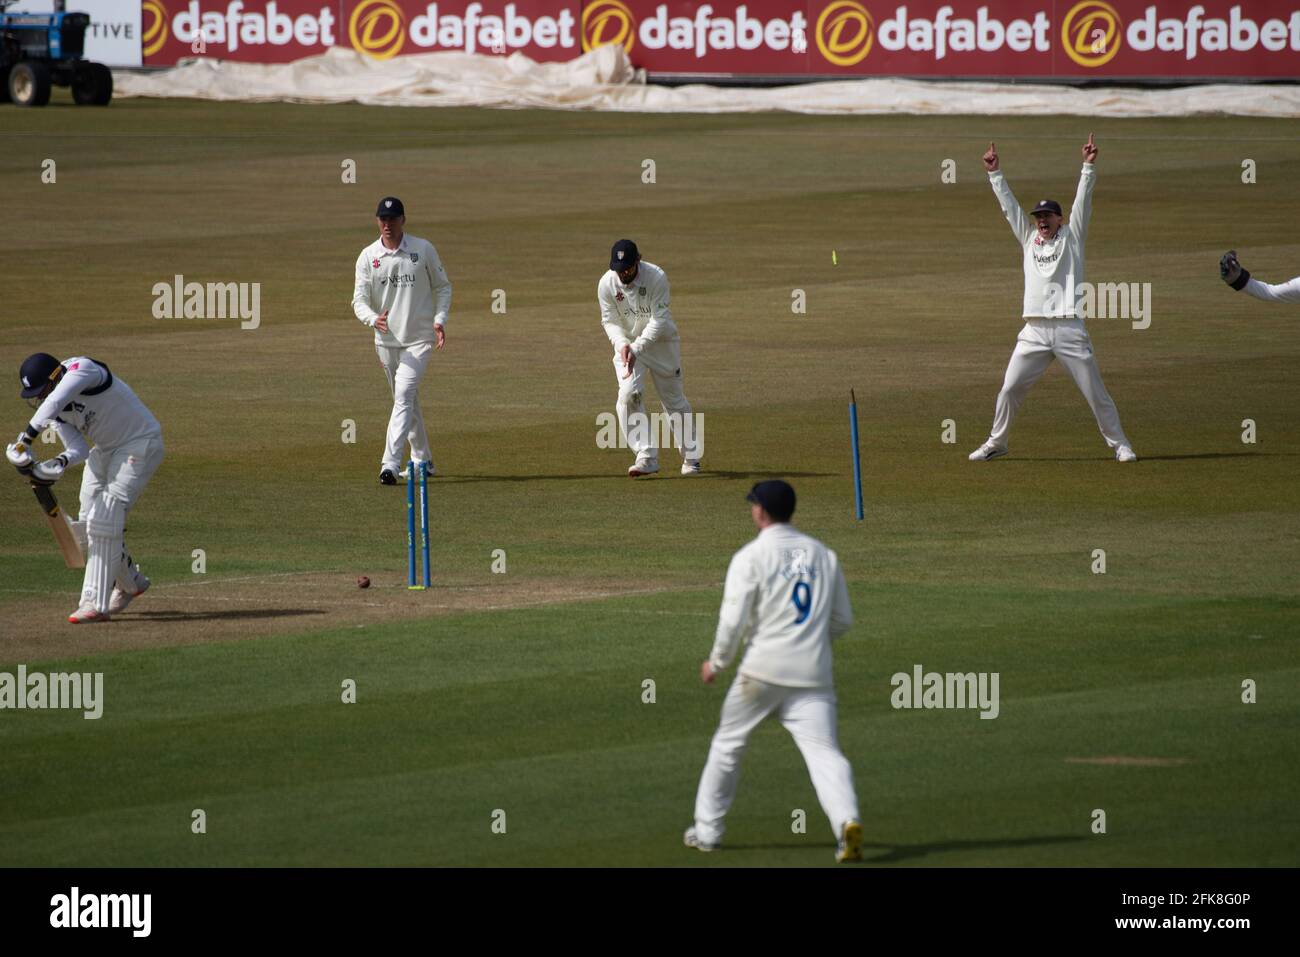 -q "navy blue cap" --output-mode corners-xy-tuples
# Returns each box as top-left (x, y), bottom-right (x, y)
(1030, 199), (1062, 216)
(376, 196), (405, 218)
(19, 353), (62, 398)
(746, 480), (796, 522)
(610, 239), (639, 272)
